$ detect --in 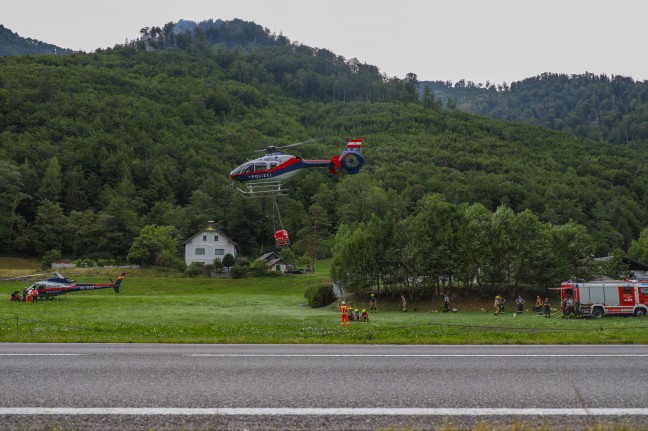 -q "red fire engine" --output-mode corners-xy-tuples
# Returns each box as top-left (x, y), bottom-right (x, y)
(557, 280), (648, 317)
